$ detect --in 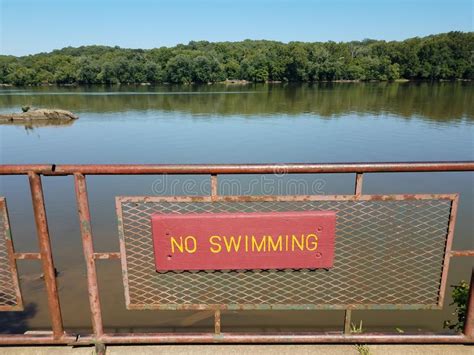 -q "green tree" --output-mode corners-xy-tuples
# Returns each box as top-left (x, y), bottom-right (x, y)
(0, 32), (472, 85)
(76, 58), (100, 84)
(165, 54), (193, 84)
(192, 56), (225, 83)
(240, 54), (269, 82)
